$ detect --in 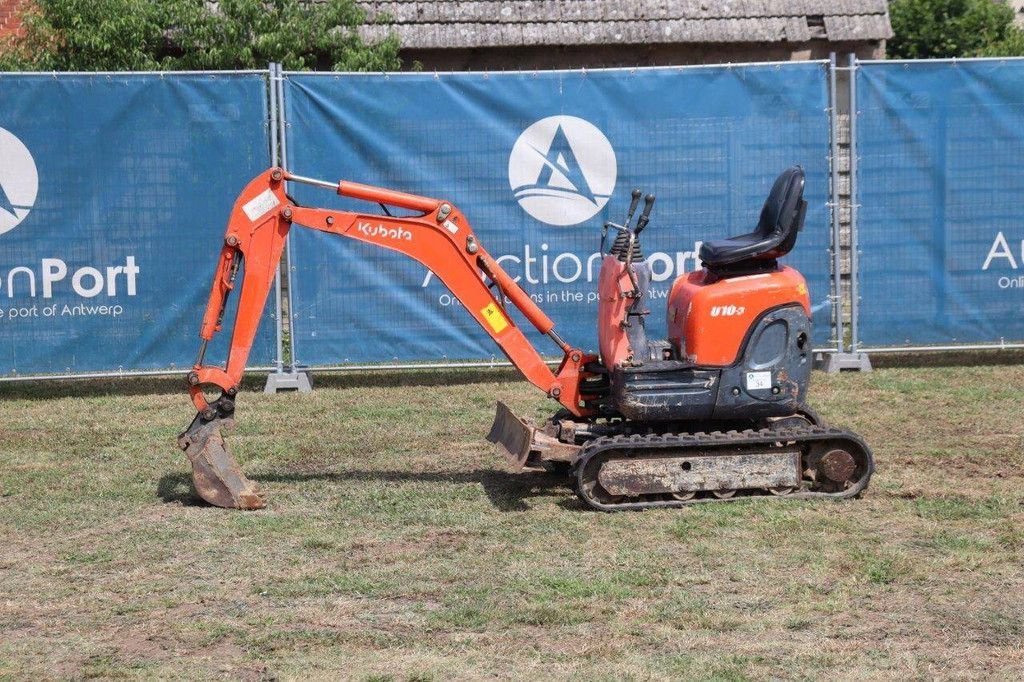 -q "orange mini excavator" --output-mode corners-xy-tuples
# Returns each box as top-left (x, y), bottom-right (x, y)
(178, 166), (874, 510)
